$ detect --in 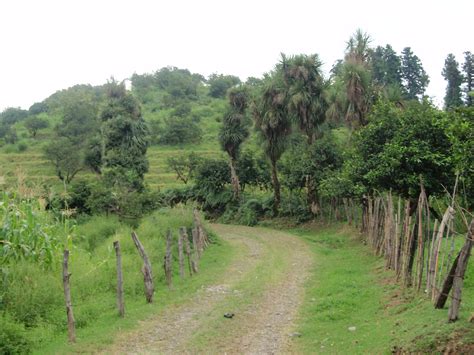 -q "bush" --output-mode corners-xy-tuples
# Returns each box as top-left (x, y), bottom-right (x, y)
(159, 115), (202, 145)
(76, 215), (122, 251)
(17, 143), (28, 152)
(0, 314), (32, 354)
